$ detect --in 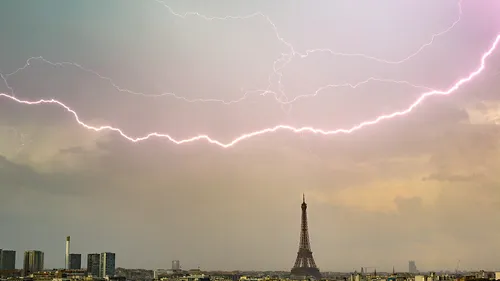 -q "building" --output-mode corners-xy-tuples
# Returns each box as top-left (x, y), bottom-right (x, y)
(99, 252), (116, 277)
(23, 250), (44, 275)
(0, 269), (22, 278)
(62, 269), (86, 278)
(0, 250), (16, 270)
(155, 269), (172, 278)
(69, 254), (81, 269)
(415, 276), (426, 281)
(87, 253), (100, 277)
(495, 272), (500, 280)
(409, 261), (418, 274)
(179, 274), (210, 281)
(172, 260), (180, 271)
